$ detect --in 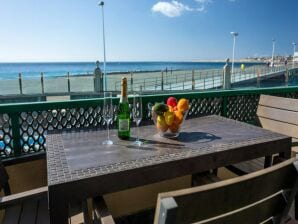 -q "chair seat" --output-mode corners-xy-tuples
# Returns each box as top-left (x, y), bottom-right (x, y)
(226, 158), (265, 176)
(3, 196), (86, 224)
(3, 197), (49, 224)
